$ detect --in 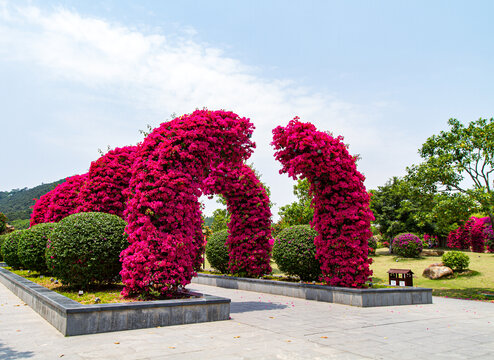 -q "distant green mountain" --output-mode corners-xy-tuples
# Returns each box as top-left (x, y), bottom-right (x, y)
(0, 179), (65, 221)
